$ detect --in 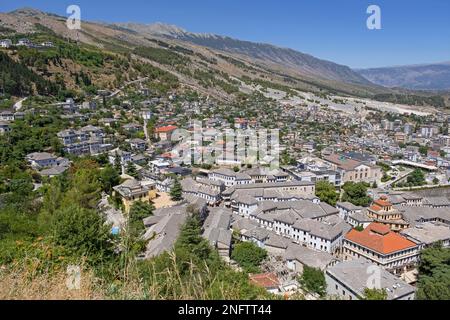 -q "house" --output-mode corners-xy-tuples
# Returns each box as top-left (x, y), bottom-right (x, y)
(40, 41), (54, 48)
(249, 273), (281, 294)
(149, 159), (171, 174)
(323, 153), (382, 185)
(222, 181), (316, 206)
(181, 178), (221, 206)
(208, 168), (252, 187)
(142, 206), (188, 258)
(99, 118), (118, 127)
(26, 152), (58, 168)
(400, 222), (450, 249)
(0, 39), (12, 48)
(0, 110), (14, 121)
(123, 123), (142, 132)
(336, 202), (363, 221)
(343, 223), (419, 275)
(0, 121), (11, 134)
(60, 98), (77, 113)
(155, 177), (174, 193)
(285, 243), (338, 274)
(81, 101), (97, 110)
(113, 179), (157, 213)
(39, 165), (69, 178)
(326, 258), (416, 300)
(154, 125), (178, 141)
(366, 196), (409, 231)
(202, 207), (232, 259)
(17, 38), (32, 47)
(129, 138), (147, 151)
(108, 149), (132, 173)
(347, 211), (373, 229)
(287, 215), (351, 254)
(142, 201), (207, 258)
